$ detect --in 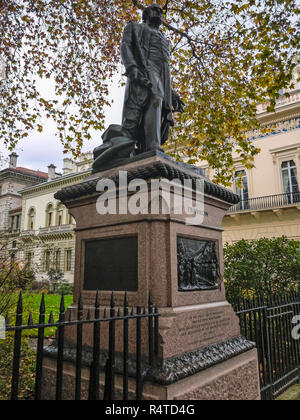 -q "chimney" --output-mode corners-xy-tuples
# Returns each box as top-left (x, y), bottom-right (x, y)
(9, 153), (18, 169)
(63, 158), (74, 176)
(48, 164), (56, 181)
